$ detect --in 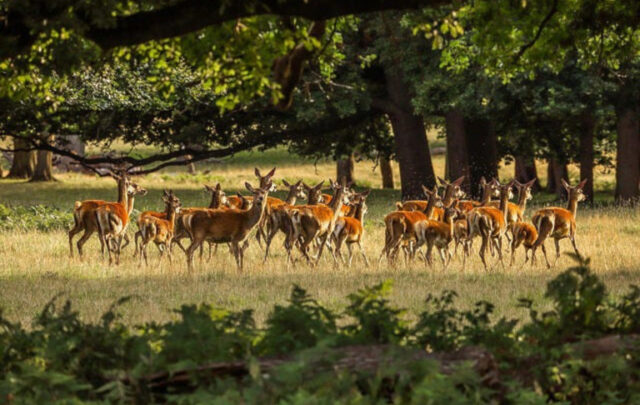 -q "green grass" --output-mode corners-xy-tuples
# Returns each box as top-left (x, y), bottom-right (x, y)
(0, 144), (636, 327)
